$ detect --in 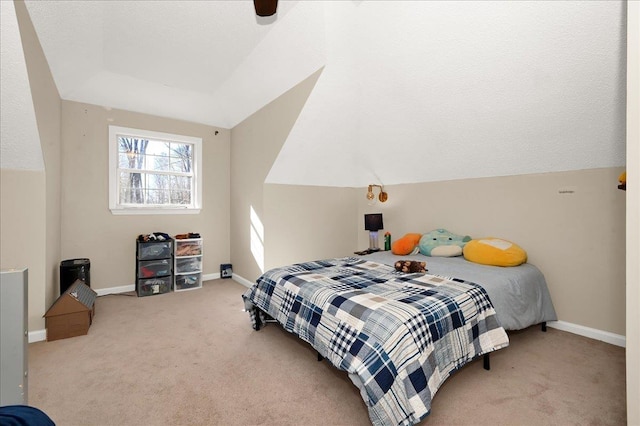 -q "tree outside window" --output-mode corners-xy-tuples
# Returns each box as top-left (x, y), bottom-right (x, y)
(109, 126), (202, 214)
